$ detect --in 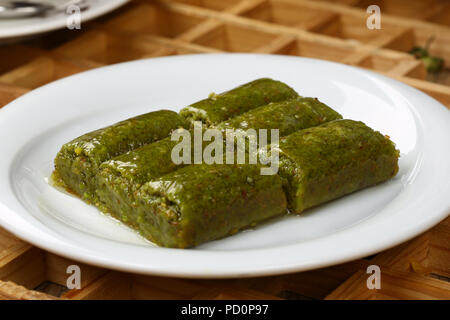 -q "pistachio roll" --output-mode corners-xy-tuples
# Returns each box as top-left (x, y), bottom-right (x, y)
(274, 119), (400, 214)
(53, 110), (187, 202)
(179, 78), (299, 126)
(136, 164), (287, 248)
